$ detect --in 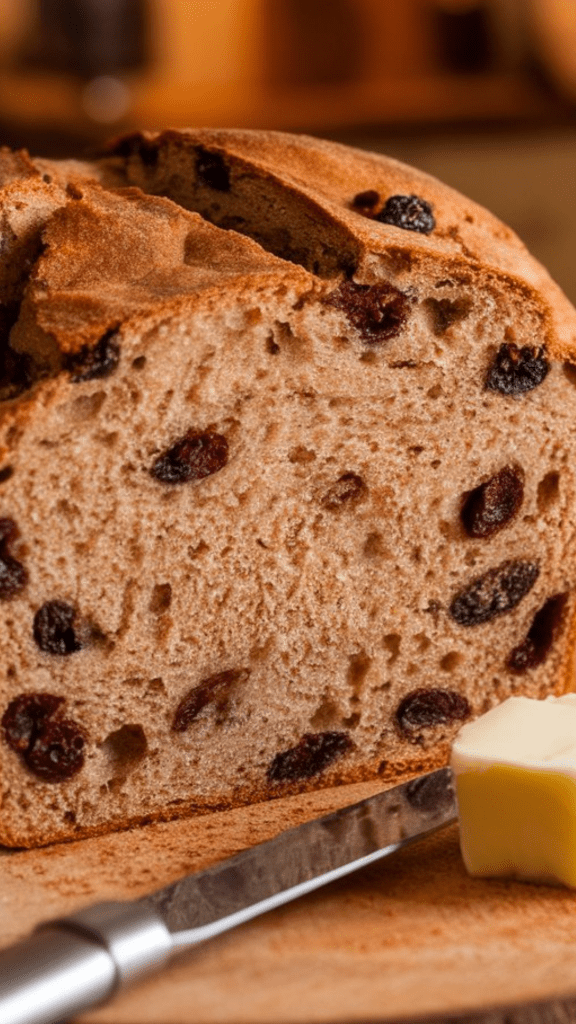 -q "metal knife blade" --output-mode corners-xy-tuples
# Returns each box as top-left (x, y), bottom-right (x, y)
(143, 765), (456, 945)
(0, 767), (457, 1024)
